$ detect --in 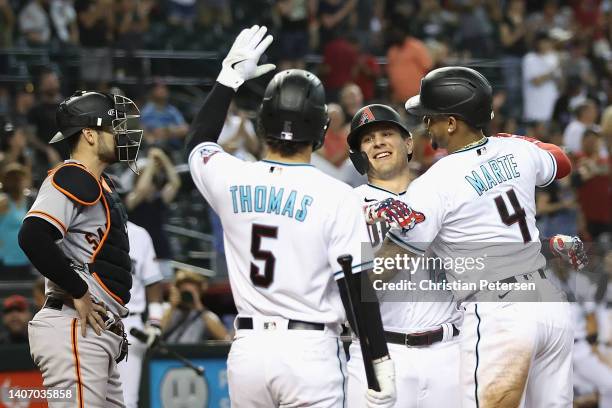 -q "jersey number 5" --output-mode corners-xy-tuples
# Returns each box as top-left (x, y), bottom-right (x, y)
(494, 189), (531, 243)
(250, 224), (278, 288)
